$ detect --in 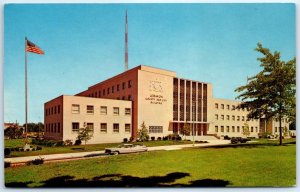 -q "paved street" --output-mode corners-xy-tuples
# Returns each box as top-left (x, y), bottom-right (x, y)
(5, 140), (231, 164)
